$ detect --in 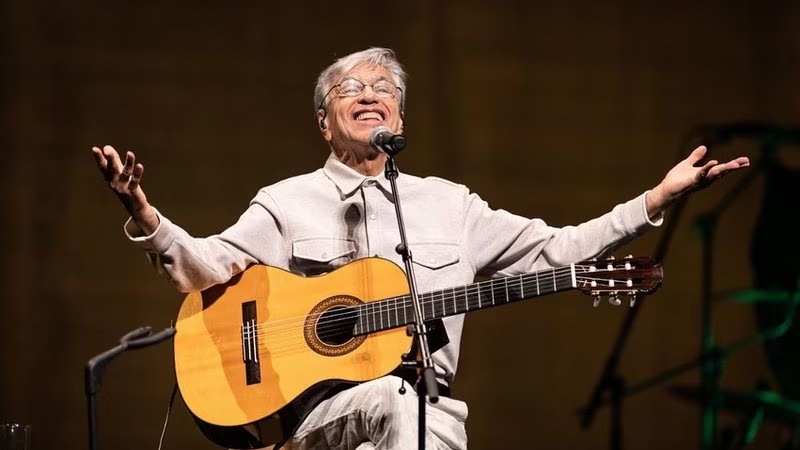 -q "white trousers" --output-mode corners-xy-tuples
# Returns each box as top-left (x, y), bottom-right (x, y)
(281, 376), (468, 450)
